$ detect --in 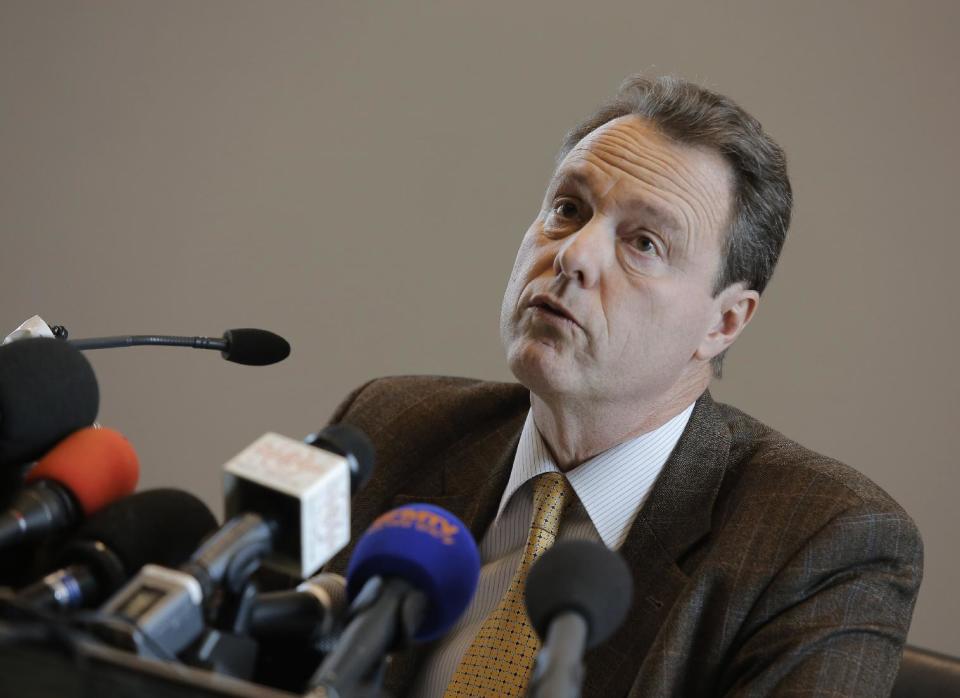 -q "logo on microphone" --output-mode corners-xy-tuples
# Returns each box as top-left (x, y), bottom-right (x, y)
(369, 507), (461, 545)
